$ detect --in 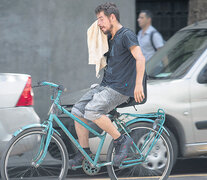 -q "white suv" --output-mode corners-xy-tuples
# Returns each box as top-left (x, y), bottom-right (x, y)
(0, 73), (40, 156)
